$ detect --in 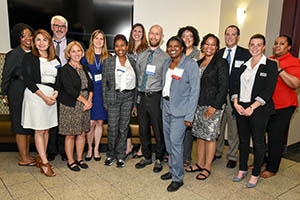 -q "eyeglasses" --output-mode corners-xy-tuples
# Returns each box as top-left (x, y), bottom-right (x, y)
(52, 24), (67, 29)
